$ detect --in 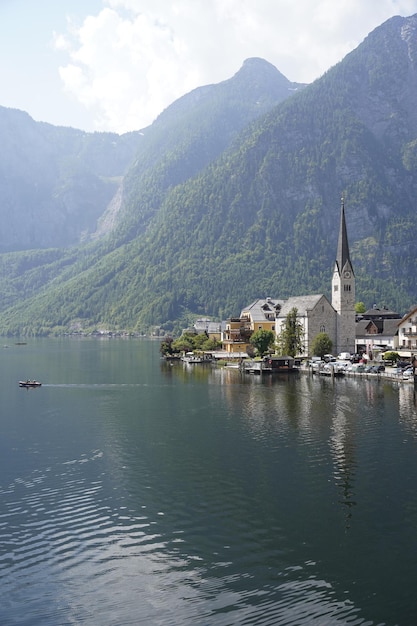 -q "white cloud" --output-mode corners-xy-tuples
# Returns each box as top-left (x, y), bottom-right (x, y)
(55, 0), (417, 133)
